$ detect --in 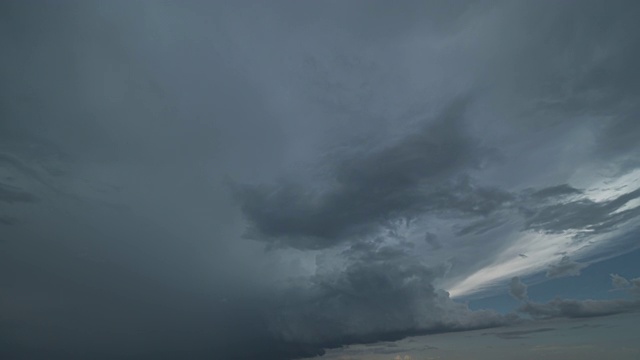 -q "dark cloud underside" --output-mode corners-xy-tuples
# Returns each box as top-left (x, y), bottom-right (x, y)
(237, 98), (512, 249)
